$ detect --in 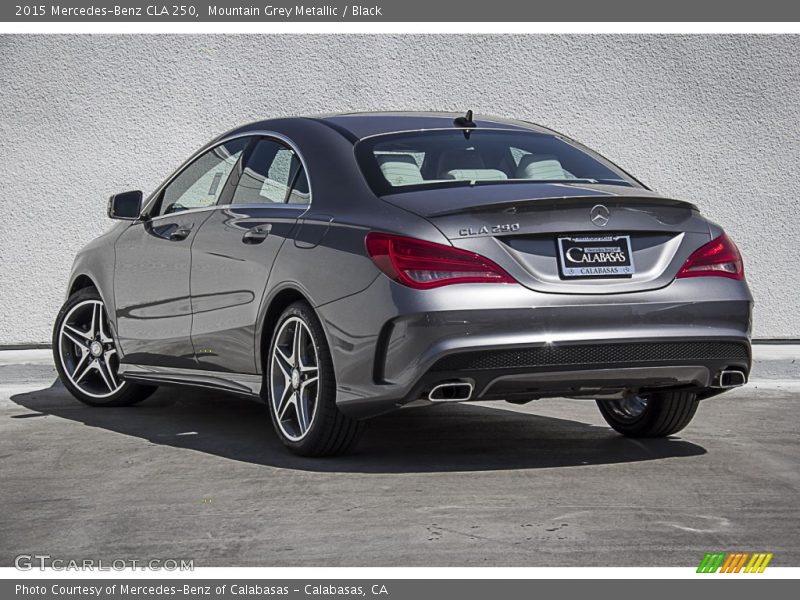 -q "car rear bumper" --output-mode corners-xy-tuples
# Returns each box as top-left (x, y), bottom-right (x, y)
(405, 341), (749, 403)
(316, 276), (753, 419)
